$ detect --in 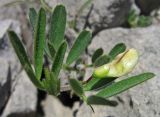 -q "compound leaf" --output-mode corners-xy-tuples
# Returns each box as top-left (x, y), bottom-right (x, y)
(8, 31), (43, 89)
